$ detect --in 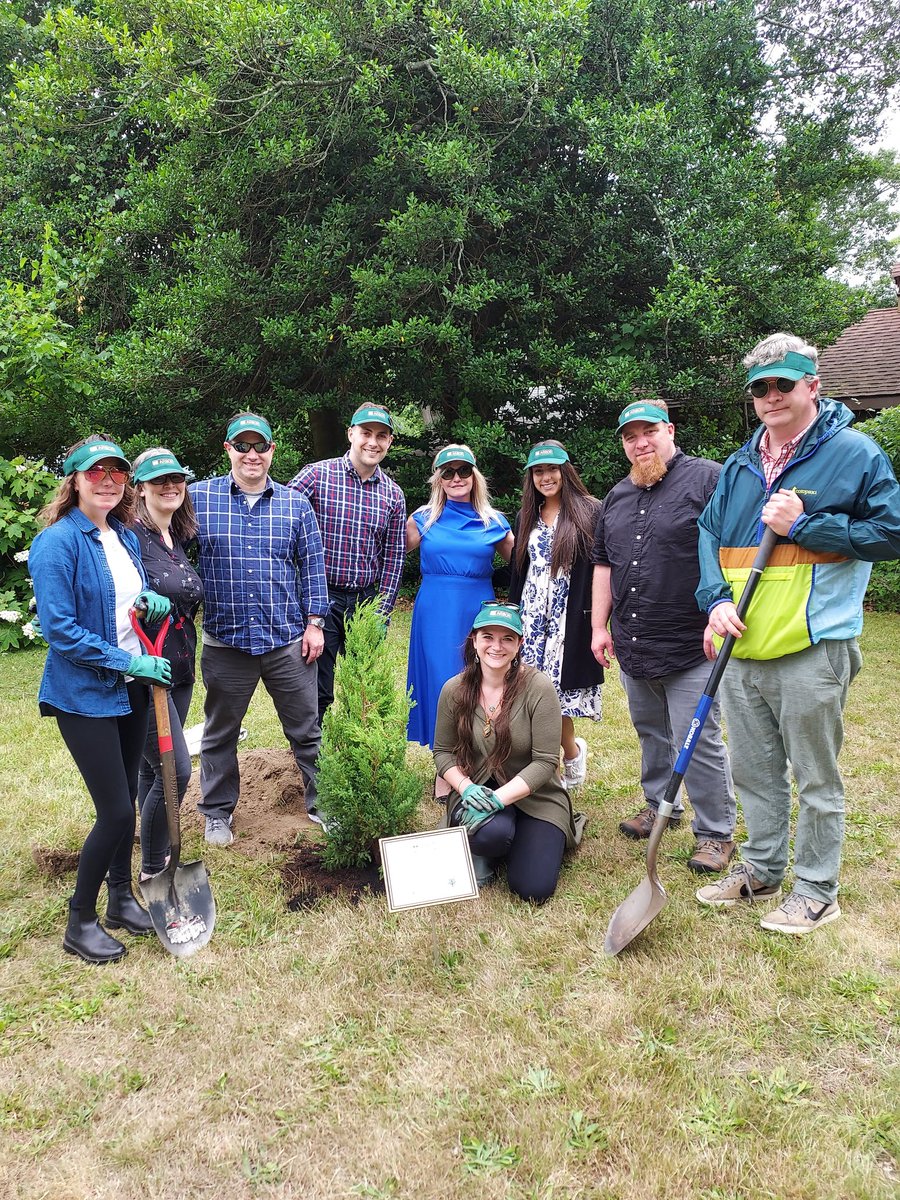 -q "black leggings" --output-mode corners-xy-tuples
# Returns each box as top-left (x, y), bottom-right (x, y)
(54, 681), (150, 909)
(451, 804), (567, 903)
